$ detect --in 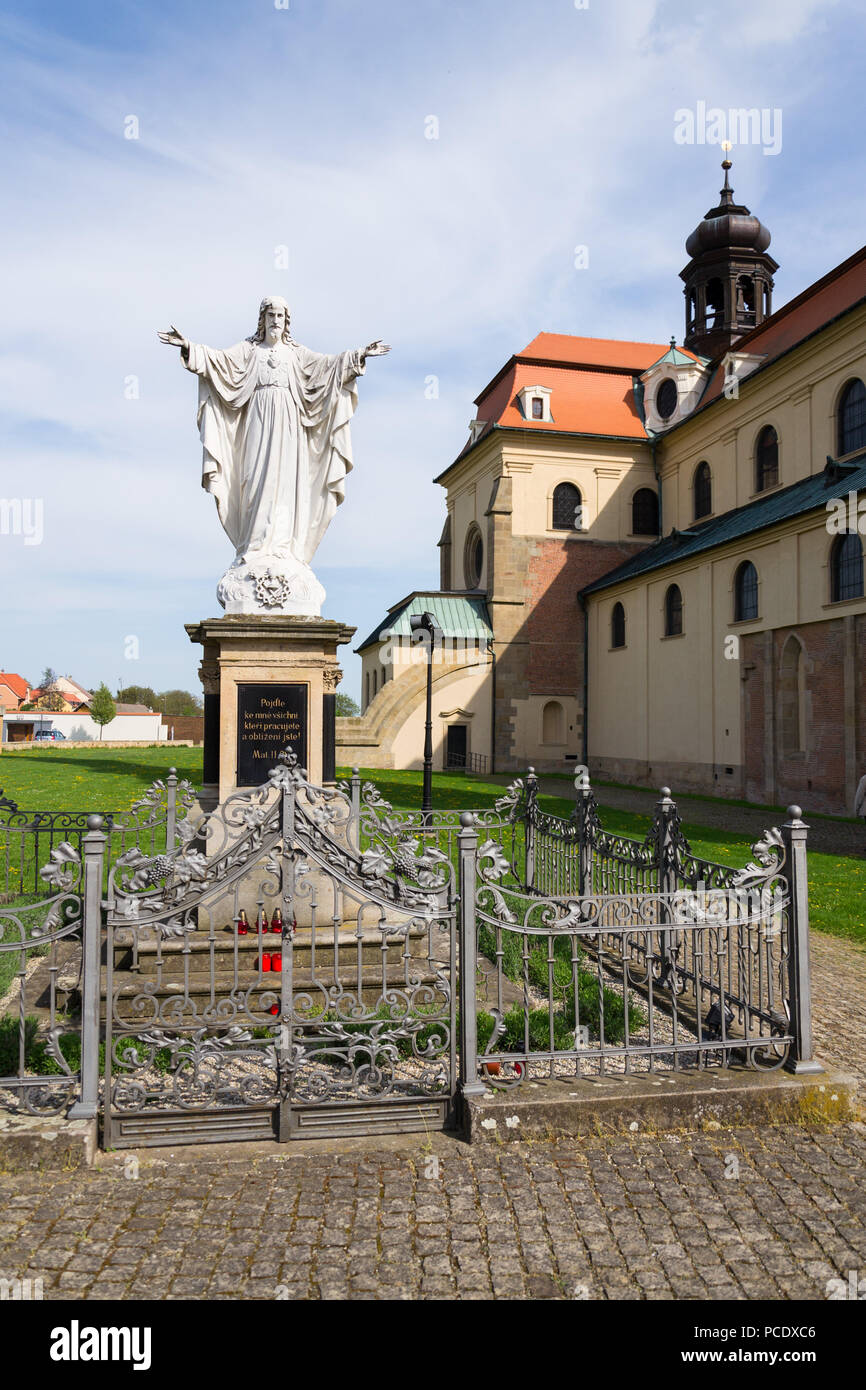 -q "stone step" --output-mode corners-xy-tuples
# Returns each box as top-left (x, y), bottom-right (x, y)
(106, 960), (444, 1017)
(111, 923), (429, 978)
